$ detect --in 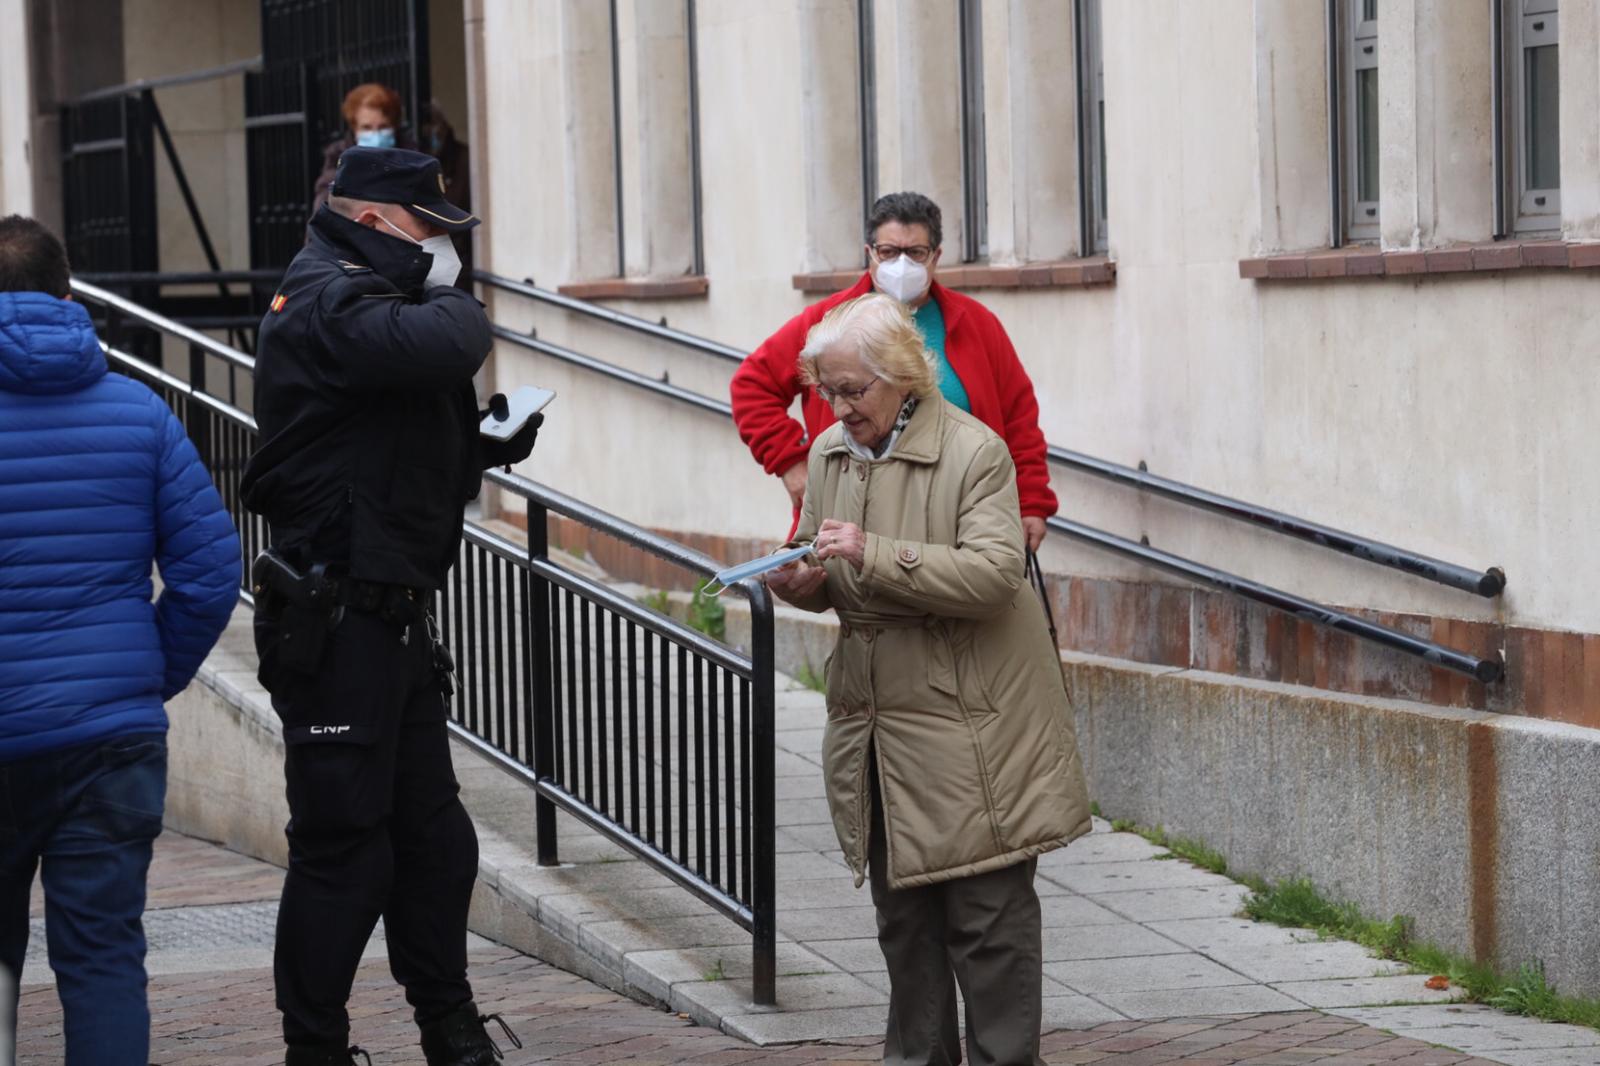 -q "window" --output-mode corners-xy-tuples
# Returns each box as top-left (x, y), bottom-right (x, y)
(1343, 0), (1379, 240)
(858, 0), (877, 240)
(686, 0), (705, 275)
(958, 0), (986, 262)
(1074, 0), (1106, 254)
(605, 0), (704, 279)
(608, 0), (625, 276)
(1499, 0), (1560, 234)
